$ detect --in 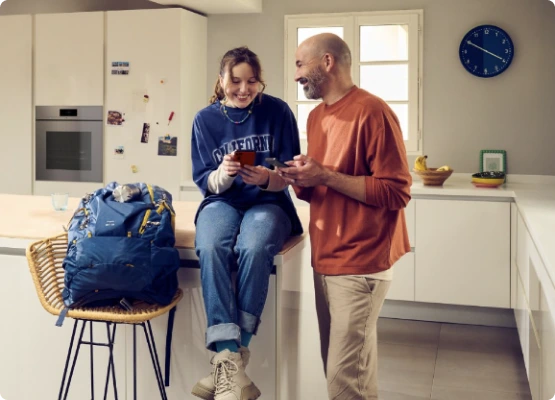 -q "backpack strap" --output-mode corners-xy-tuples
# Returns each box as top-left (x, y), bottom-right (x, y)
(55, 307), (69, 327)
(138, 184), (157, 235)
